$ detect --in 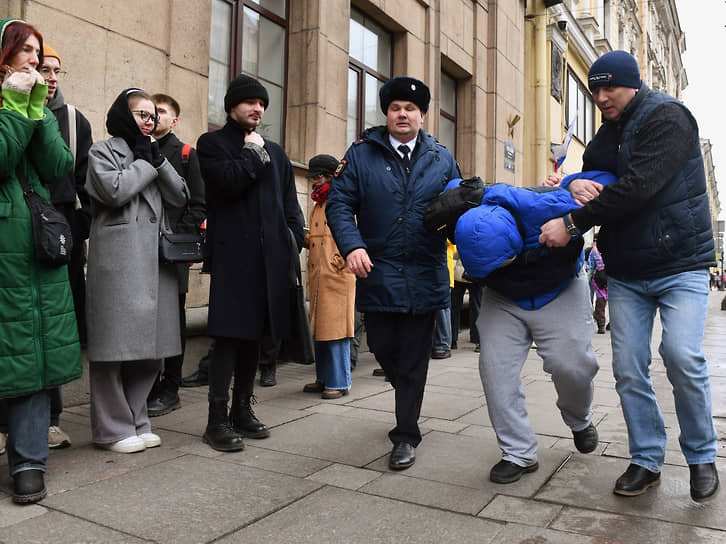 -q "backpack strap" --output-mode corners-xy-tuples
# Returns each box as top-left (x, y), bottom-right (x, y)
(181, 143), (192, 165)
